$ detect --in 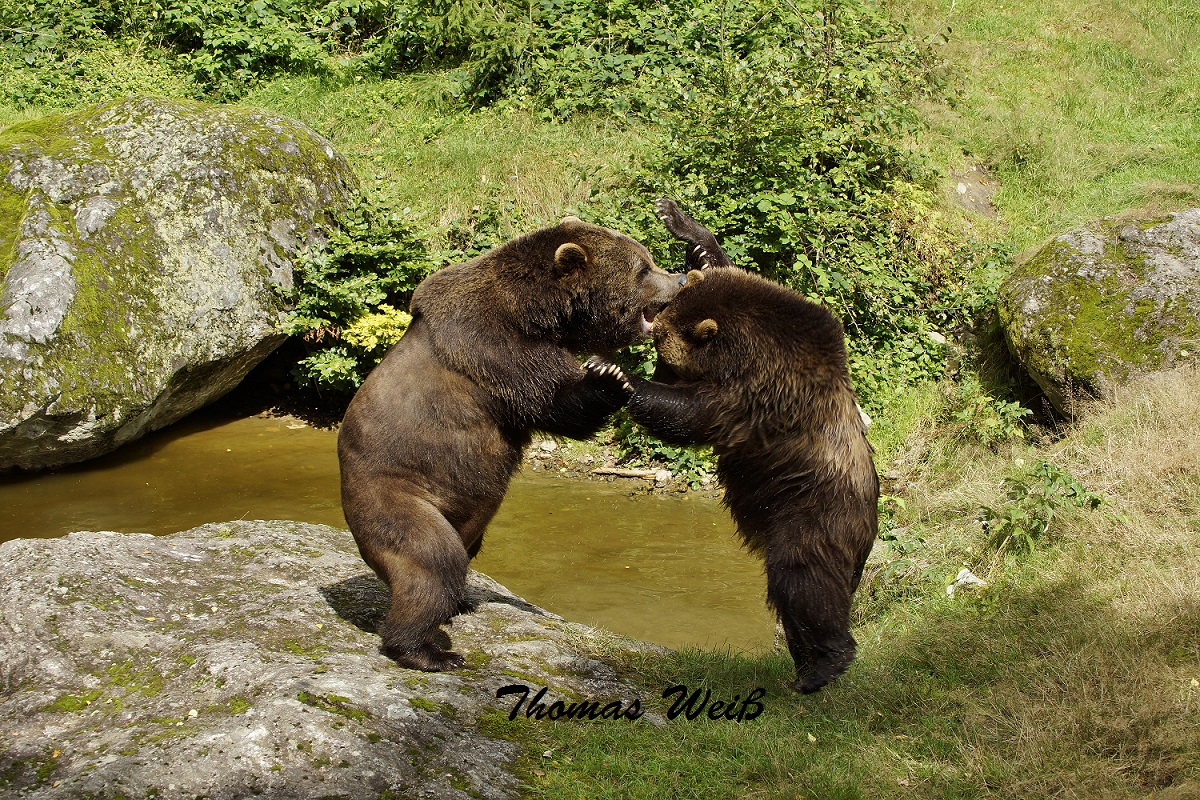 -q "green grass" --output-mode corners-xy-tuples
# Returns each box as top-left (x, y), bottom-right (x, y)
(892, 0), (1200, 254)
(501, 366), (1200, 799)
(239, 74), (651, 251)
